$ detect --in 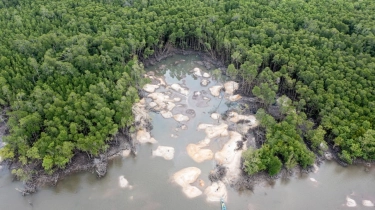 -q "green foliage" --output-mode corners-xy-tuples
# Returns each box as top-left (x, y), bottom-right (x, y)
(306, 126), (327, 153)
(0, 0), (374, 173)
(11, 168), (30, 181)
(267, 156), (282, 176)
(244, 107), (315, 175)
